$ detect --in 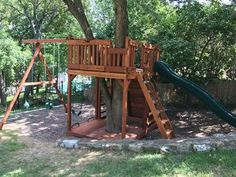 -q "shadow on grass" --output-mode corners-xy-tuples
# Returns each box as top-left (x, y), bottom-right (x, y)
(0, 130), (236, 177)
(79, 151), (236, 177)
(0, 130), (26, 176)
